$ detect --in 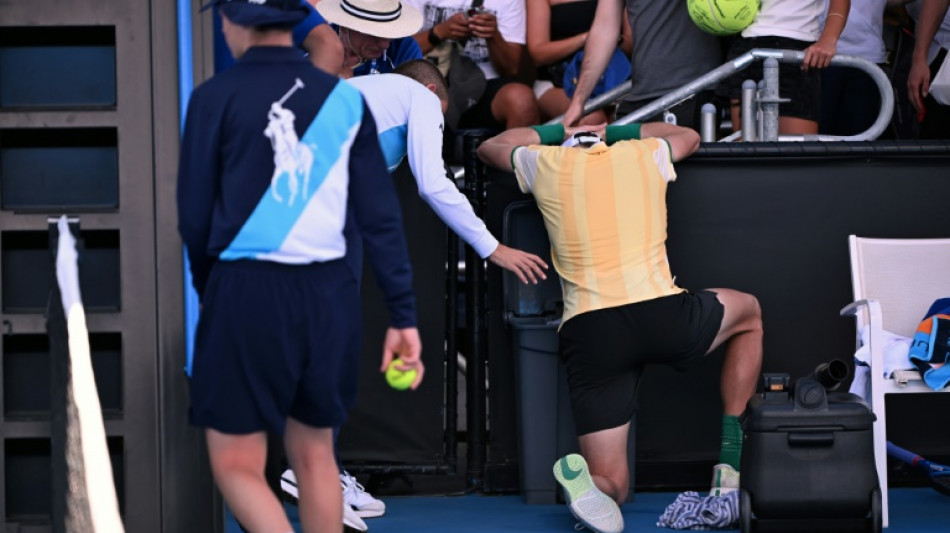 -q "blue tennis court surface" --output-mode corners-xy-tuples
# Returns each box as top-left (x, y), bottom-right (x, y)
(226, 487), (949, 532)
